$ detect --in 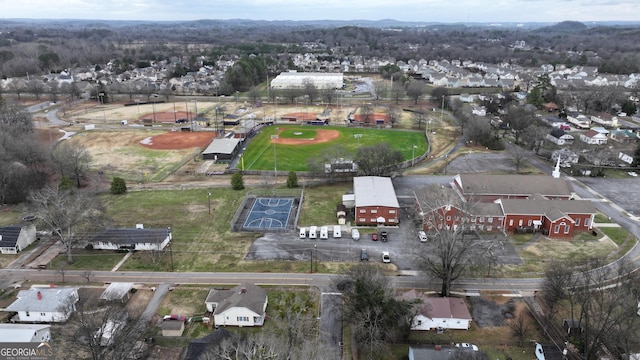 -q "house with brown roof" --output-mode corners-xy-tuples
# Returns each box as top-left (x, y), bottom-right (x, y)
(580, 130), (608, 145)
(399, 290), (472, 331)
(205, 284), (268, 327)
